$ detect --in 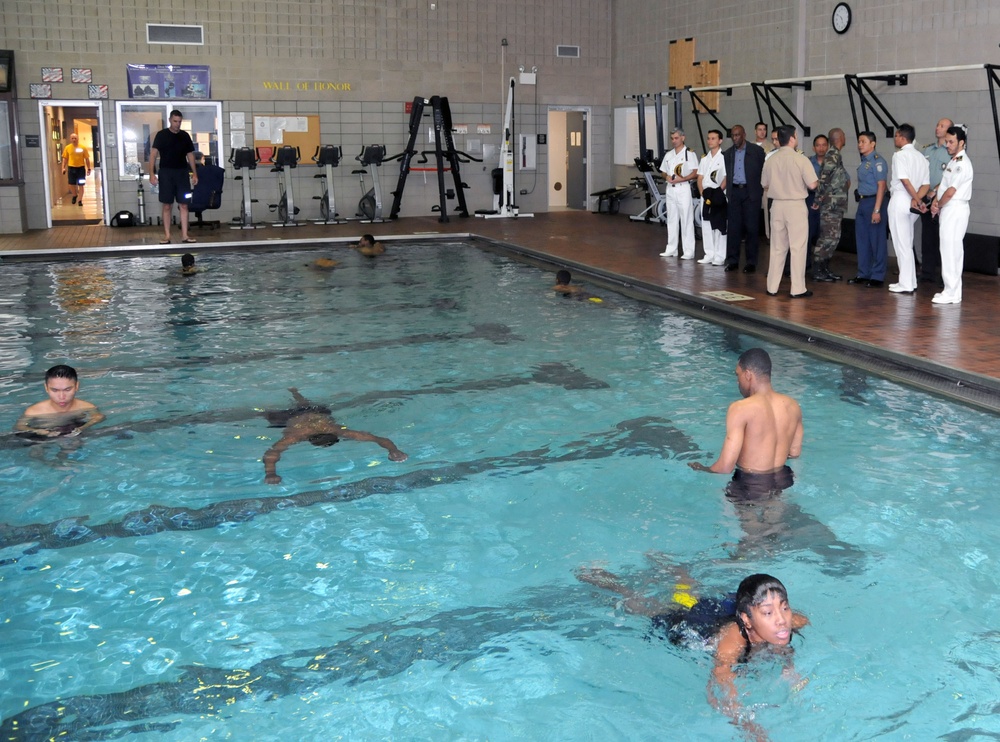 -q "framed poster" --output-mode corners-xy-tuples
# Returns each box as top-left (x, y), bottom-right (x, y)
(41, 67), (63, 83)
(29, 83), (52, 99)
(72, 68), (93, 84)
